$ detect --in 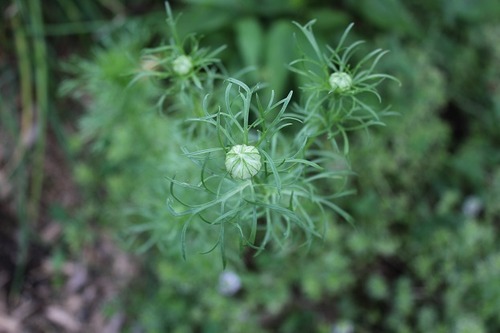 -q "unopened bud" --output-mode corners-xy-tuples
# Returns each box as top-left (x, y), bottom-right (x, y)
(225, 144), (261, 180)
(329, 72), (352, 93)
(173, 55), (193, 75)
